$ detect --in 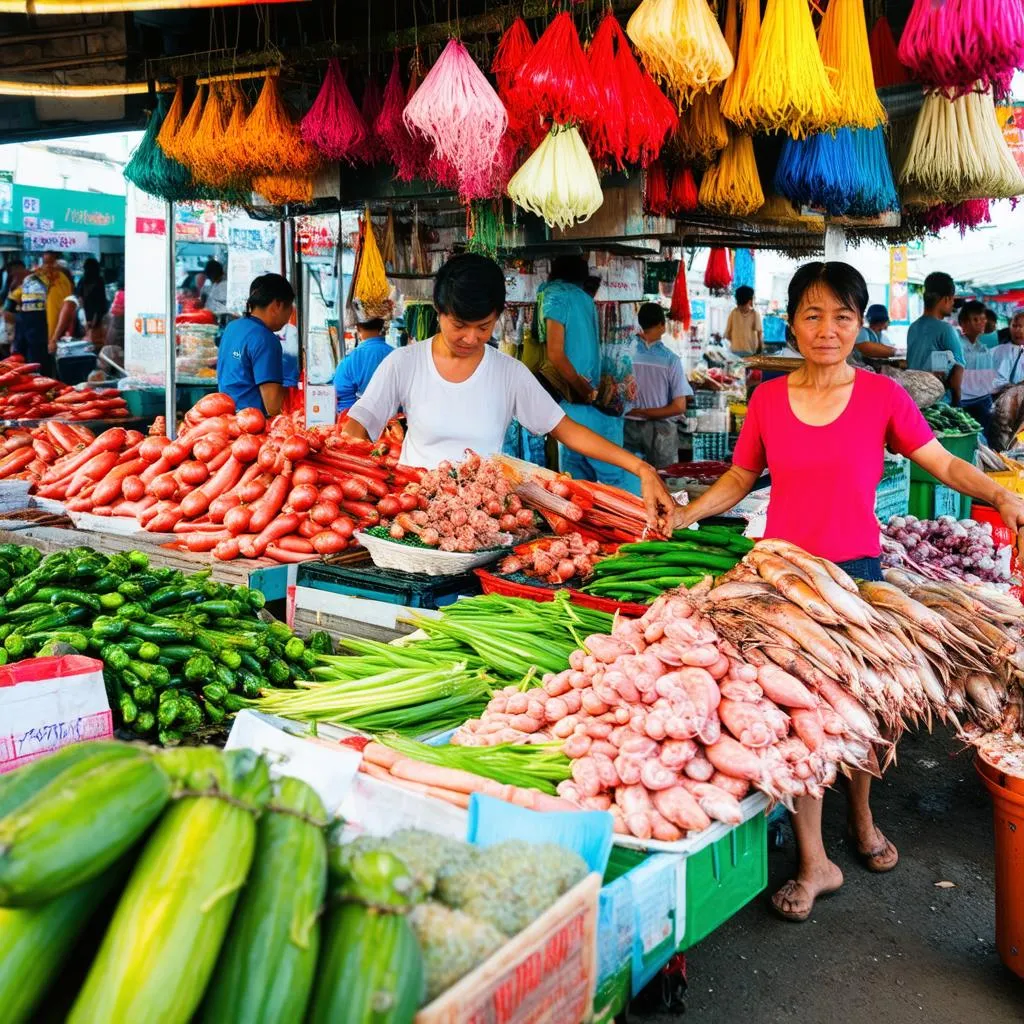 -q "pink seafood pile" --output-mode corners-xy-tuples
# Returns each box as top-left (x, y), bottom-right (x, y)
(497, 533), (602, 585)
(390, 450), (535, 552)
(453, 591), (871, 841)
